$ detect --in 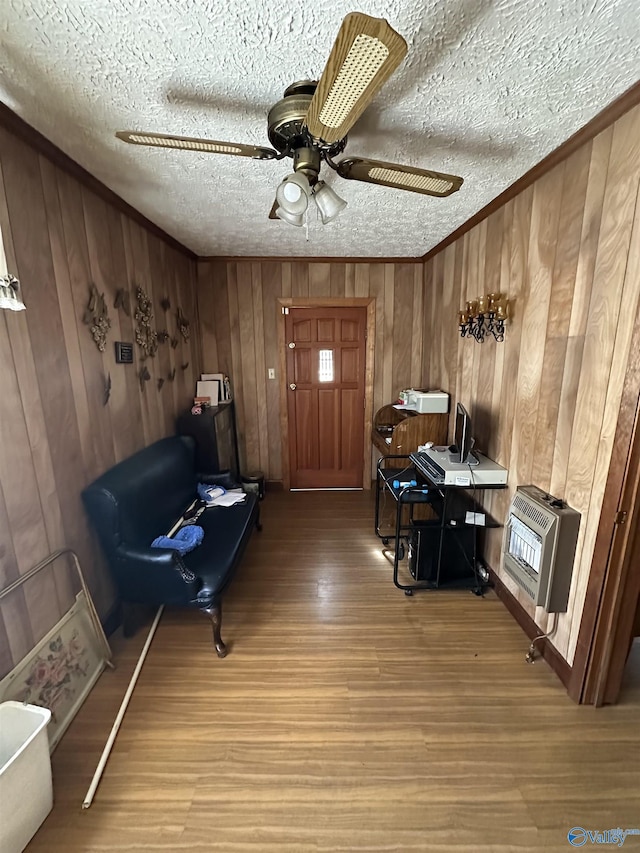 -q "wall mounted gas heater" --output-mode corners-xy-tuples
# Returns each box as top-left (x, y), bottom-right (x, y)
(503, 486), (581, 613)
